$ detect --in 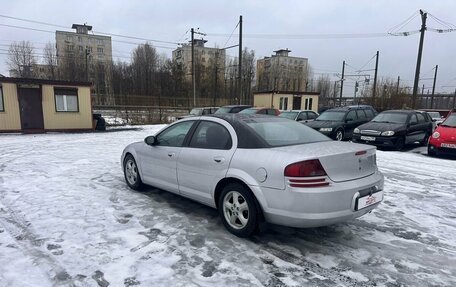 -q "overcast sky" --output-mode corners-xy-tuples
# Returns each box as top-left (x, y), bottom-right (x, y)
(2, 0), (456, 95)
